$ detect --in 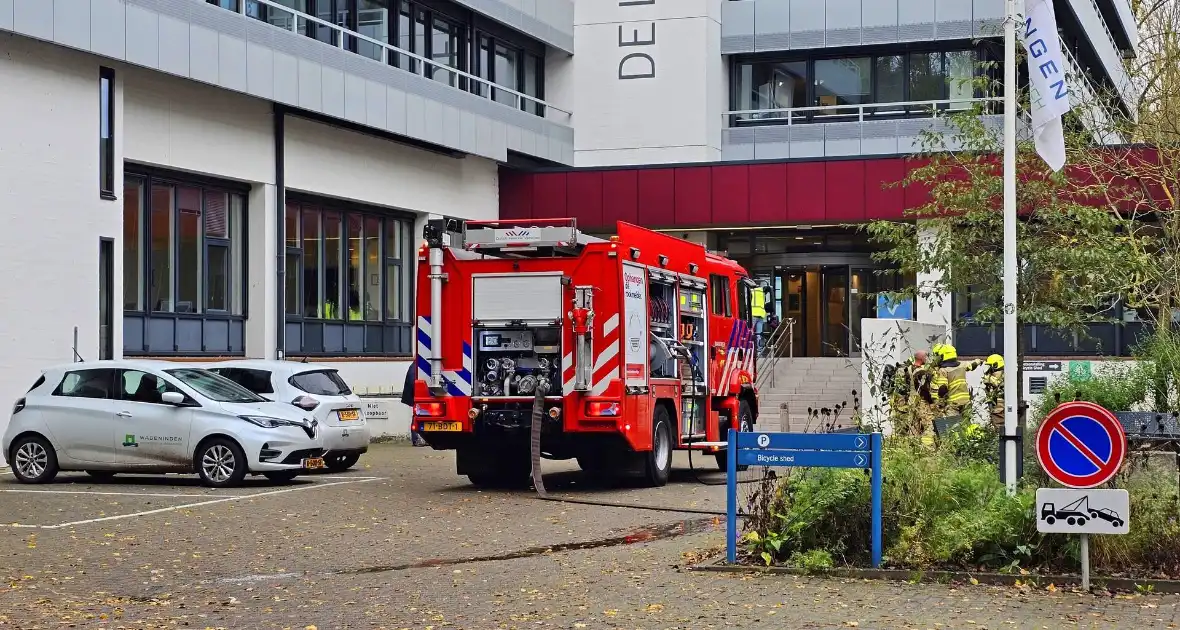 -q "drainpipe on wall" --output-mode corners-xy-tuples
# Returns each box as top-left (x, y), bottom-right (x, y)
(275, 105), (286, 360)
